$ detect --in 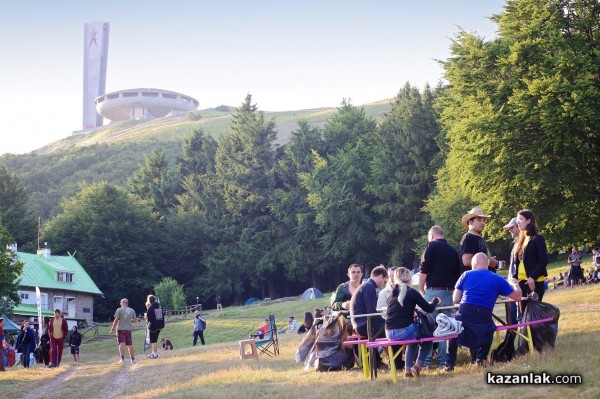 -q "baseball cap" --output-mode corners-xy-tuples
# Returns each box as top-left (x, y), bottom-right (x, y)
(503, 217), (518, 230)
